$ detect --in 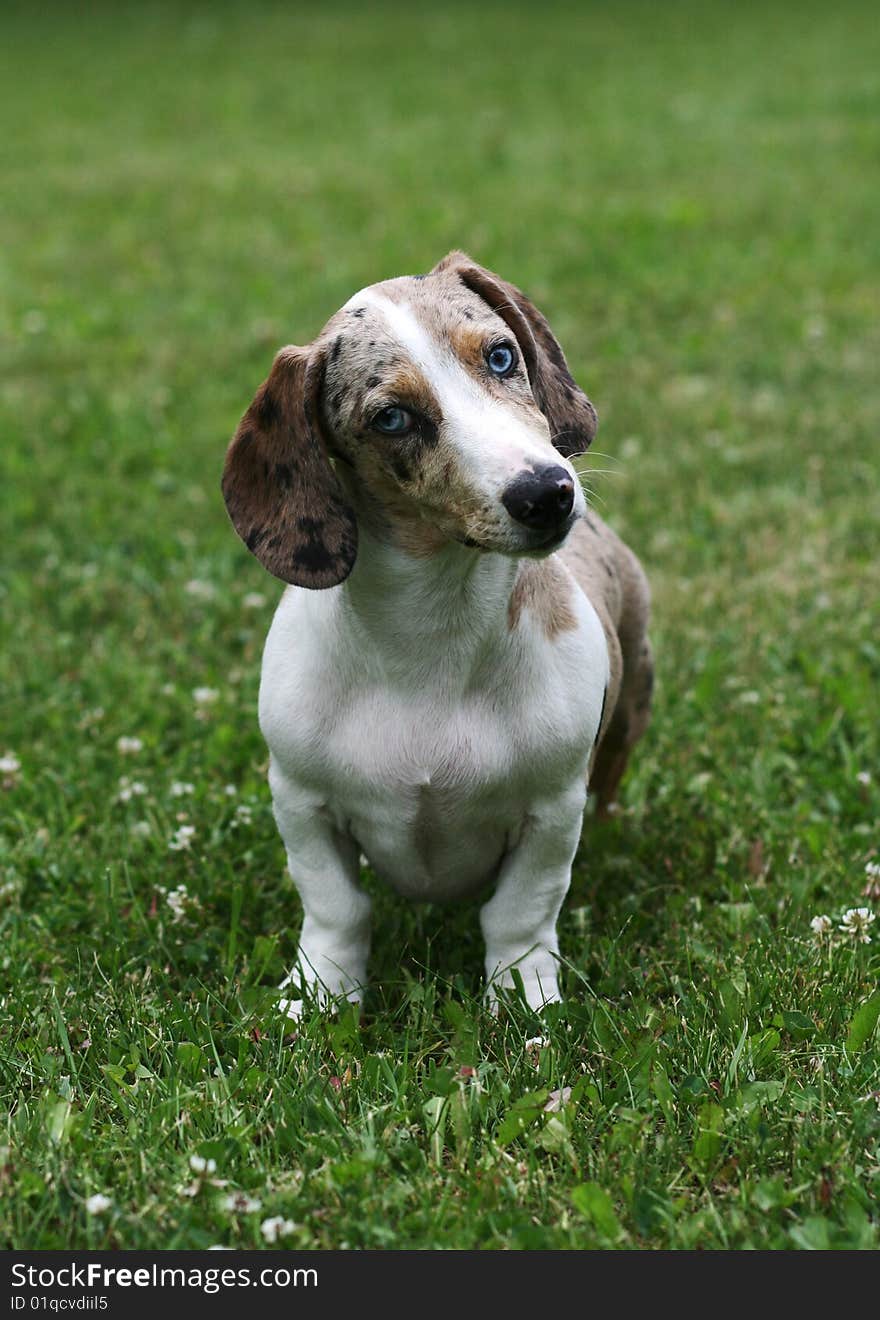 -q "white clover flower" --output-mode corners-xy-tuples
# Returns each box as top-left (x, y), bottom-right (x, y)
(220, 1193), (262, 1214)
(161, 683), (176, 697)
(522, 1034), (551, 1066)
(856, 771), (872, 787)
(116, 736), (143, 755)
(166, 885), (190, 921)
(863, 862), (880, 900)
(839, 907), (875, 944)
(224, 784), (238, 796)
(170, 781), (195, 798)
(192, 687), (219, 706)
(232, 804), (253, 828)
(243, 592), (267, 610)
(809, 914), (833, 937)
(85, 1194), (112, 1216)
(168, 826), (196, 853)
(0, 752), (21, 776)
(260, 1216), (296, 1243)
(117, 777), (148, 803)
(130, 821), (151, 839)
(185, 579), (217, 601)
(543, 1086), (573, 1112)
(189, 1154), (217, 1176)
